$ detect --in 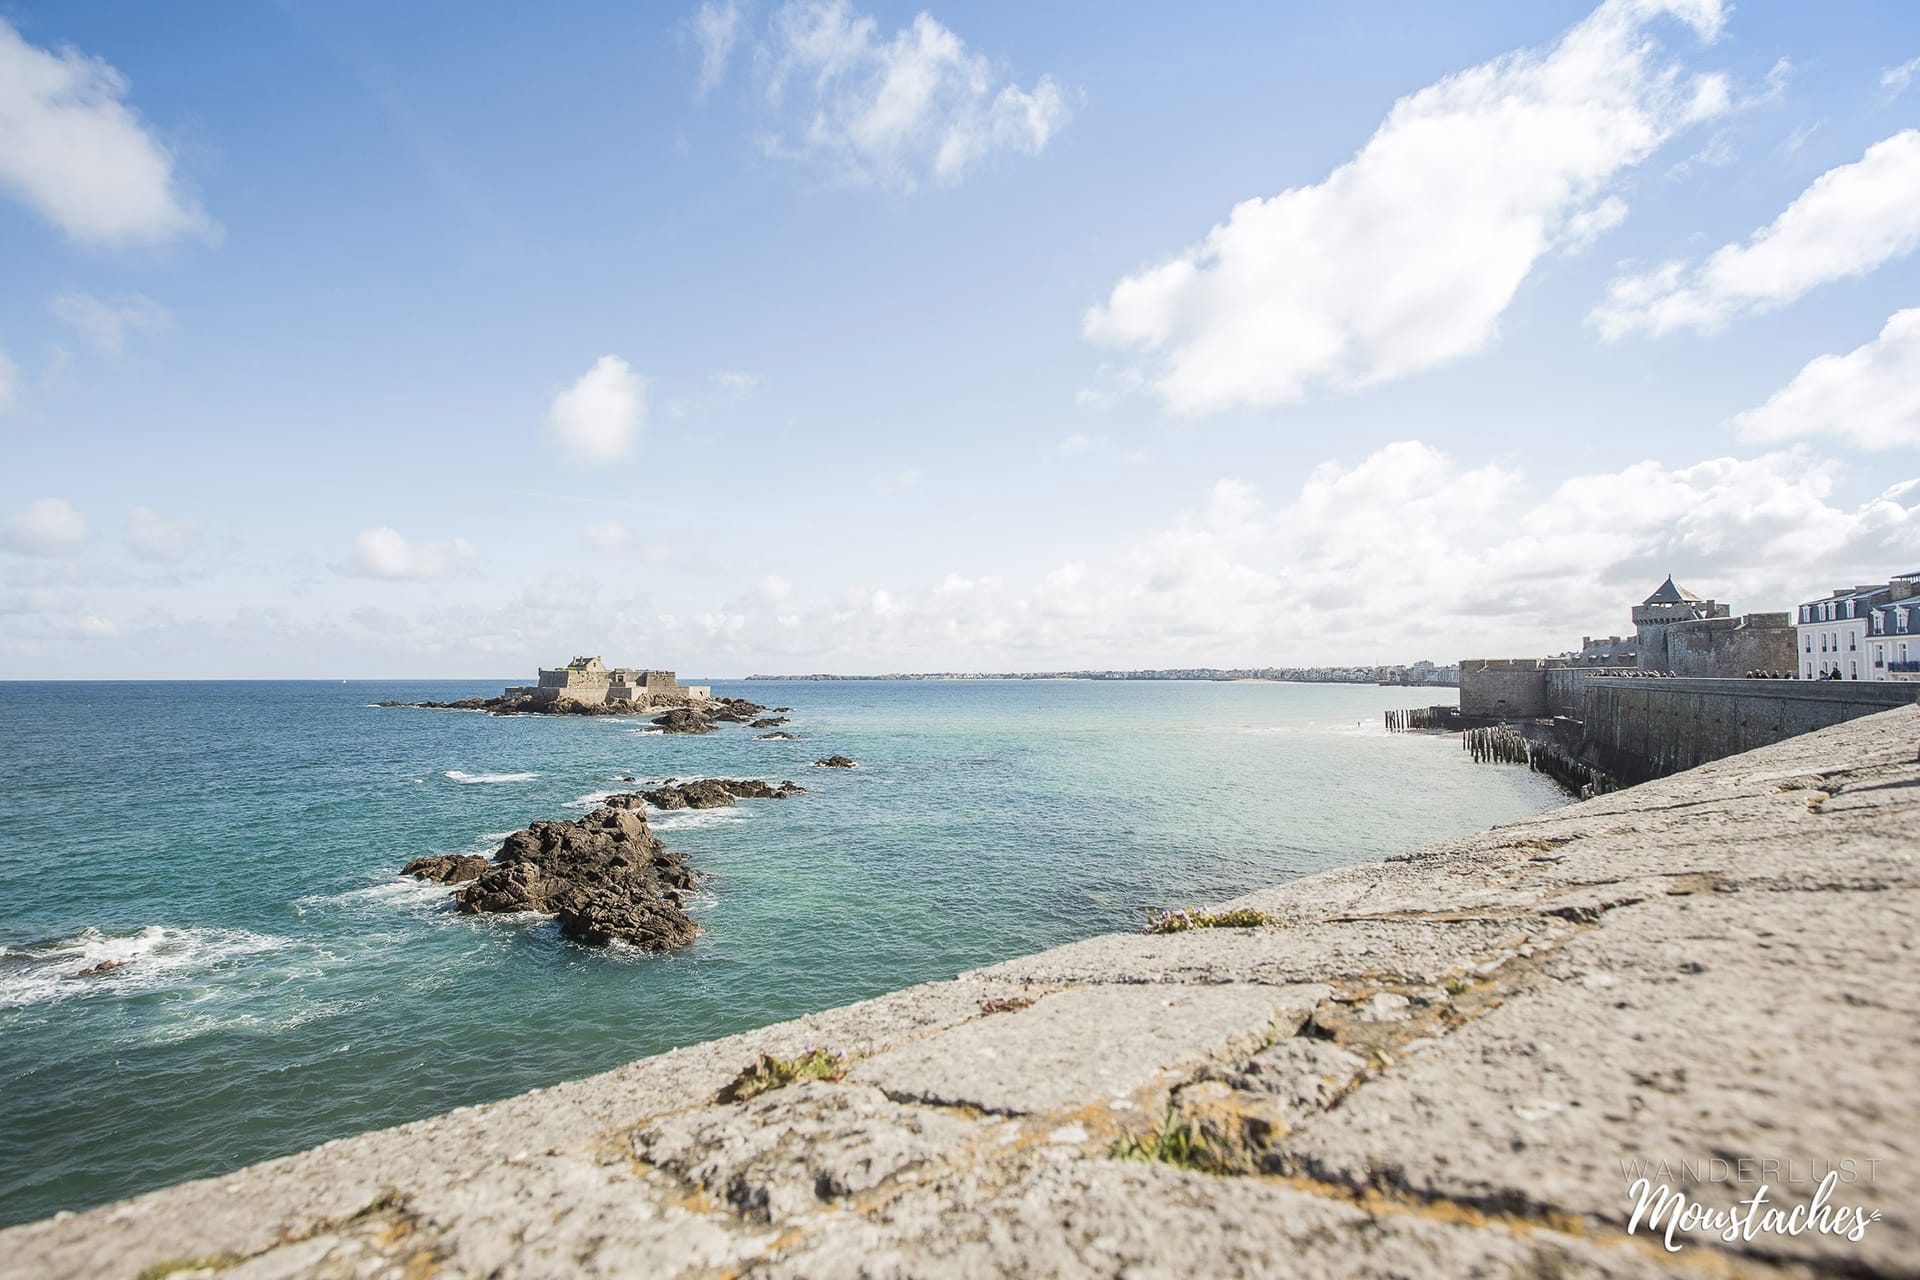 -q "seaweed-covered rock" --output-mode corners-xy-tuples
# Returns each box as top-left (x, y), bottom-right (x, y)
(813, 755), (857, 769)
